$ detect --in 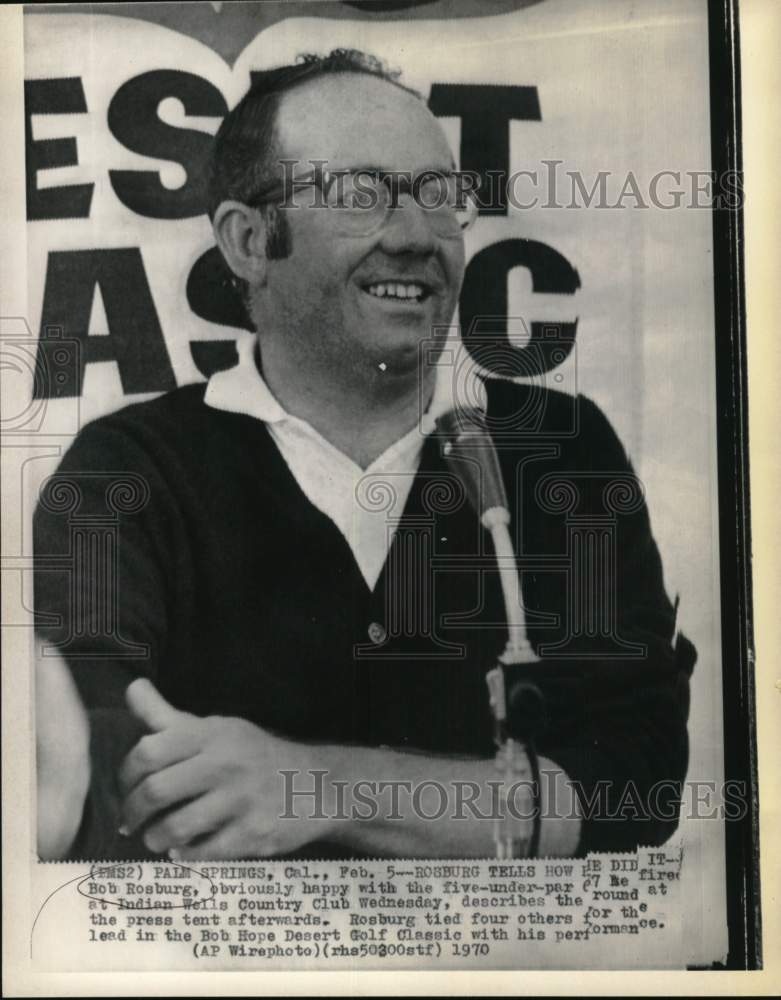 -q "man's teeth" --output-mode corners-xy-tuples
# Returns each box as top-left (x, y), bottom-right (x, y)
(366, 282), (425, 301)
